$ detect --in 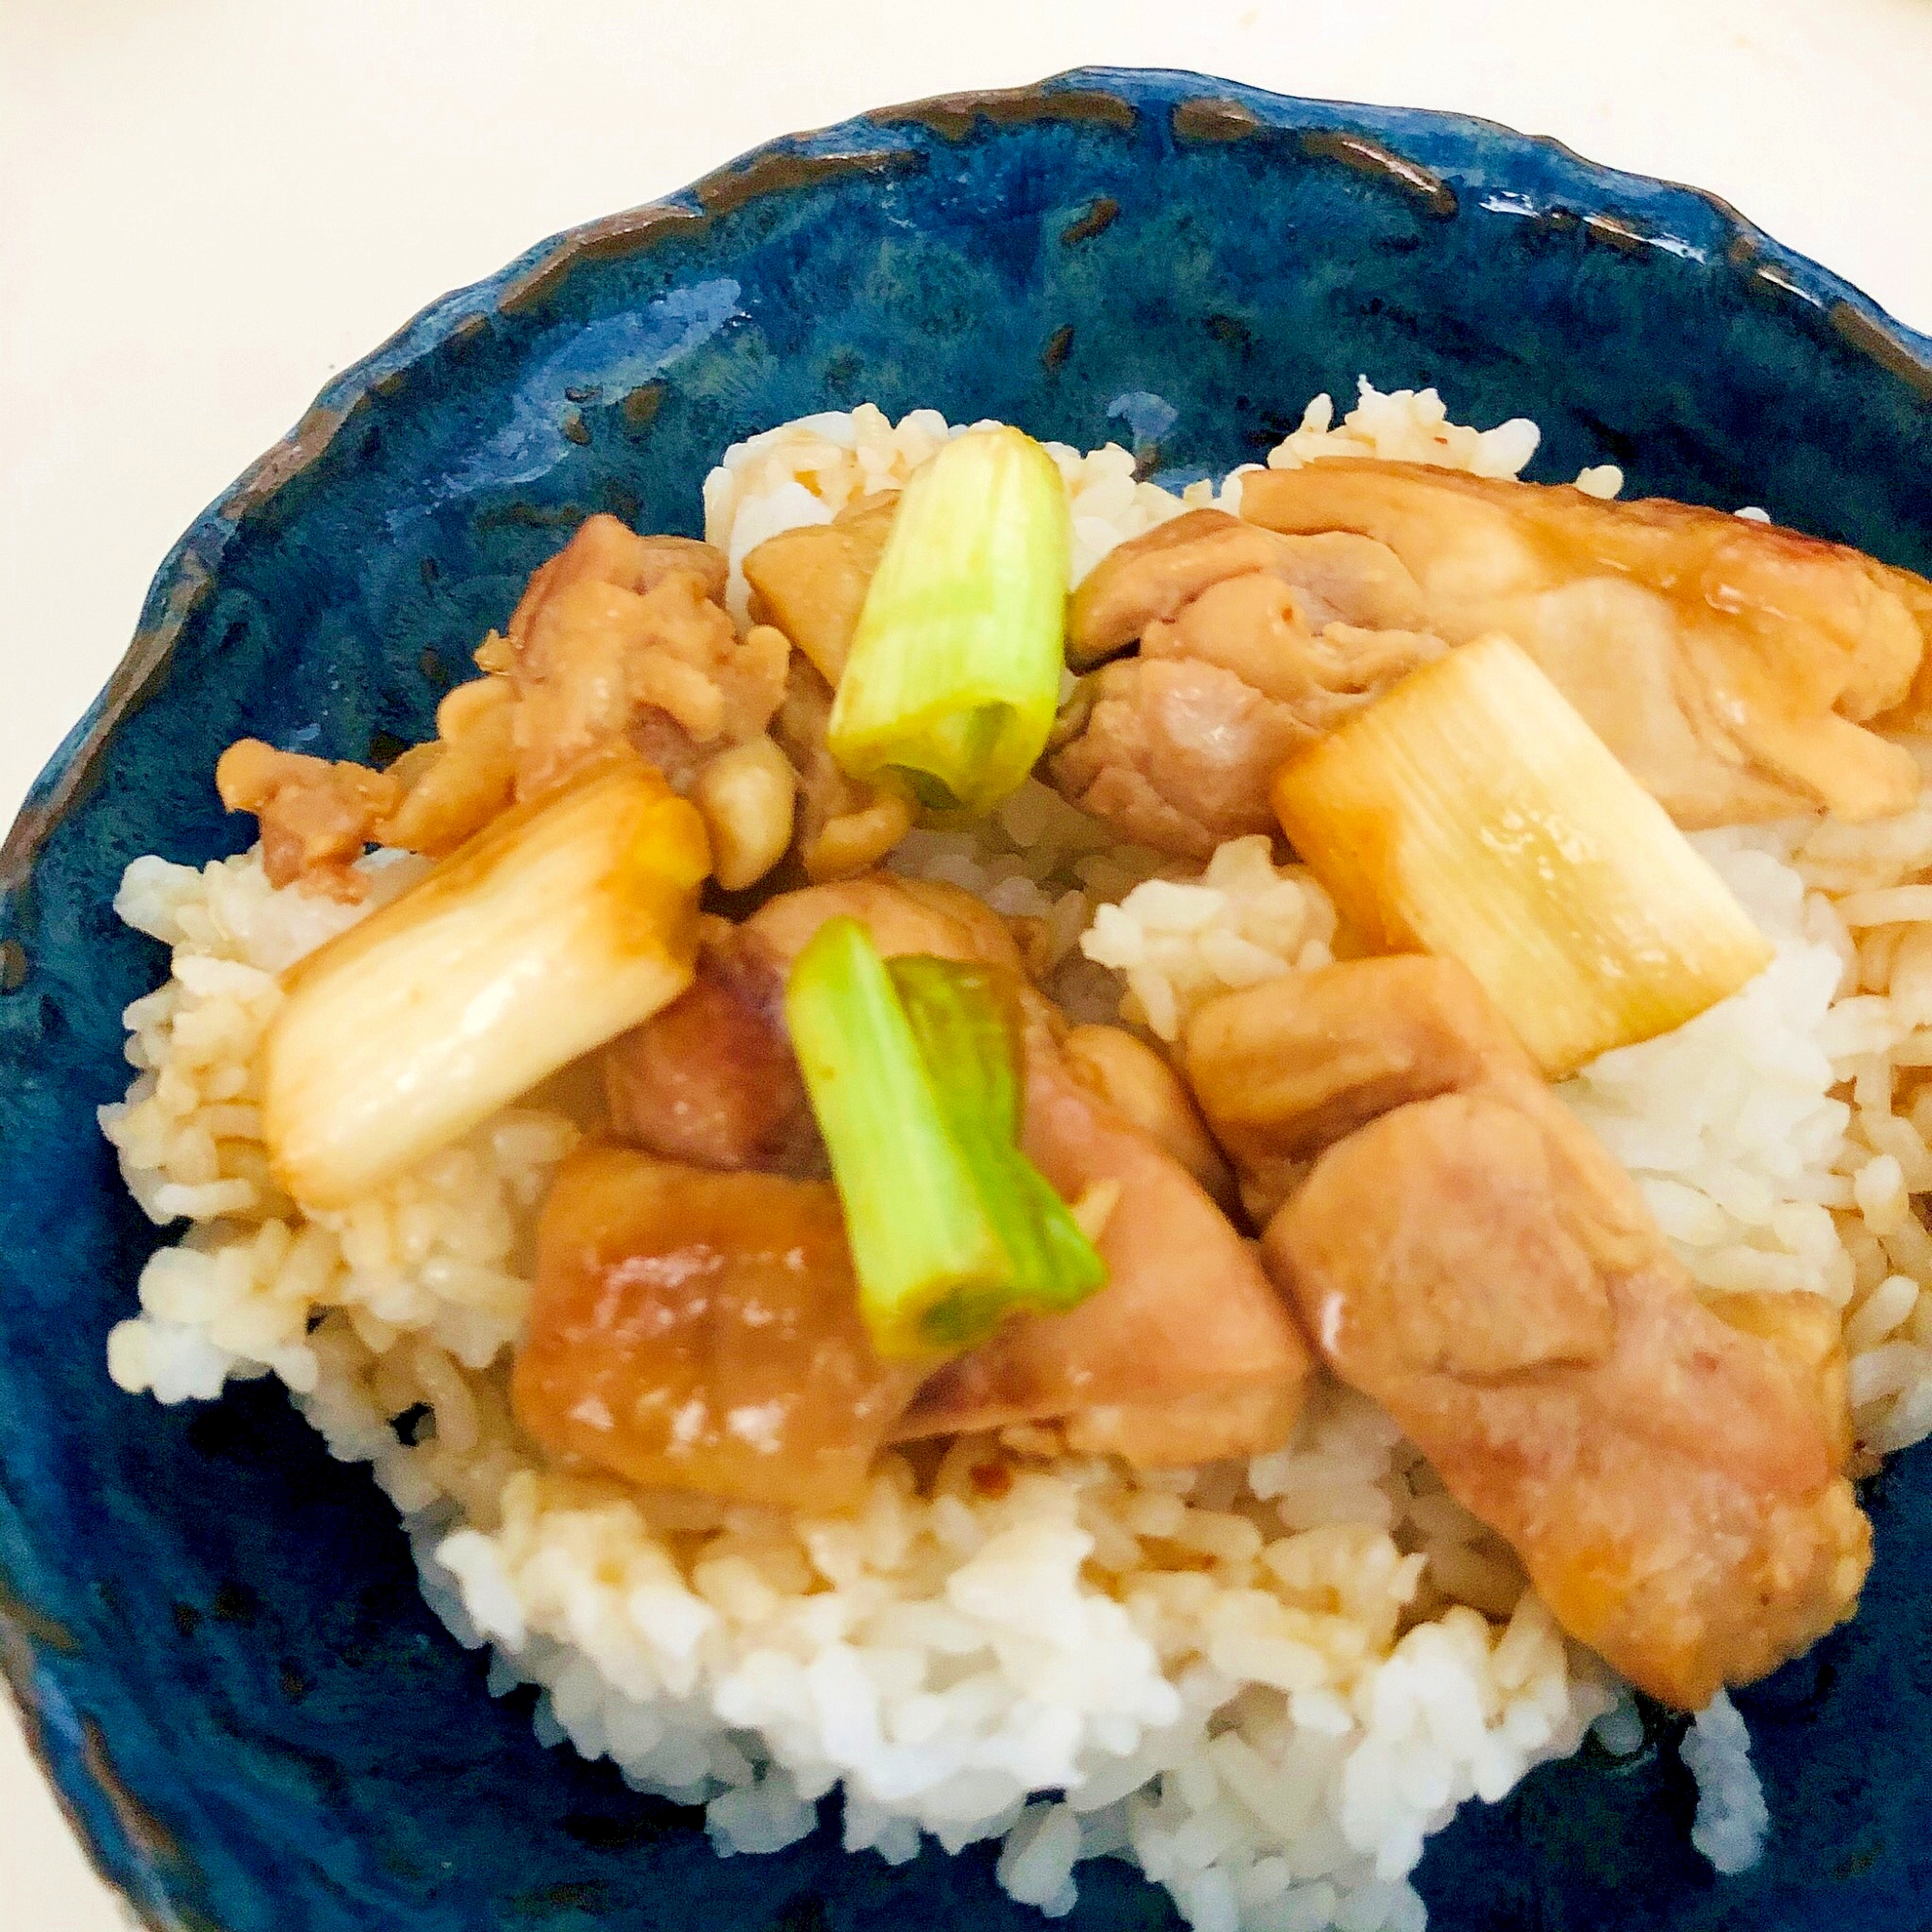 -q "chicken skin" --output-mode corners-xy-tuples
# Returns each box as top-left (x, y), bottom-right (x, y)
(513, 1148), (923, 1509)
(506, 516), (789, 798)
(1065, 506), (1434, 669)
(1050, 520), (1445, 859)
